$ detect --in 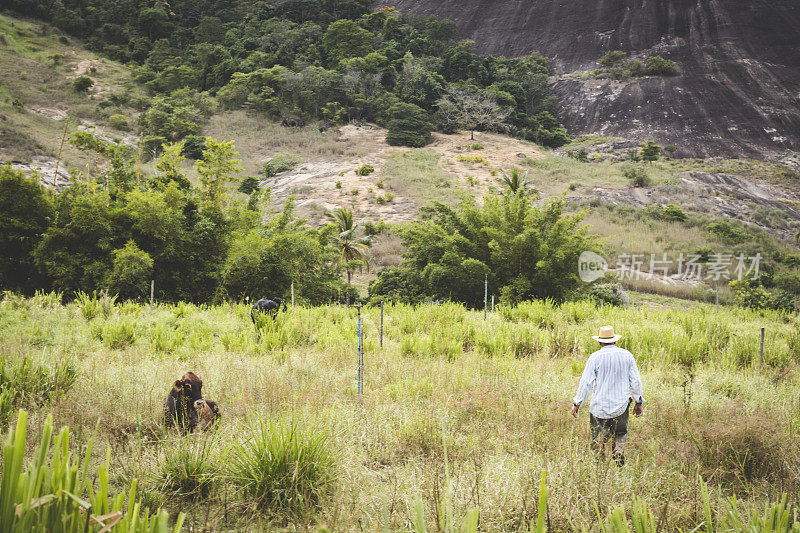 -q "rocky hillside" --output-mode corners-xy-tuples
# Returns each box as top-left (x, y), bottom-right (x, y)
(377, 0), (800, 160)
